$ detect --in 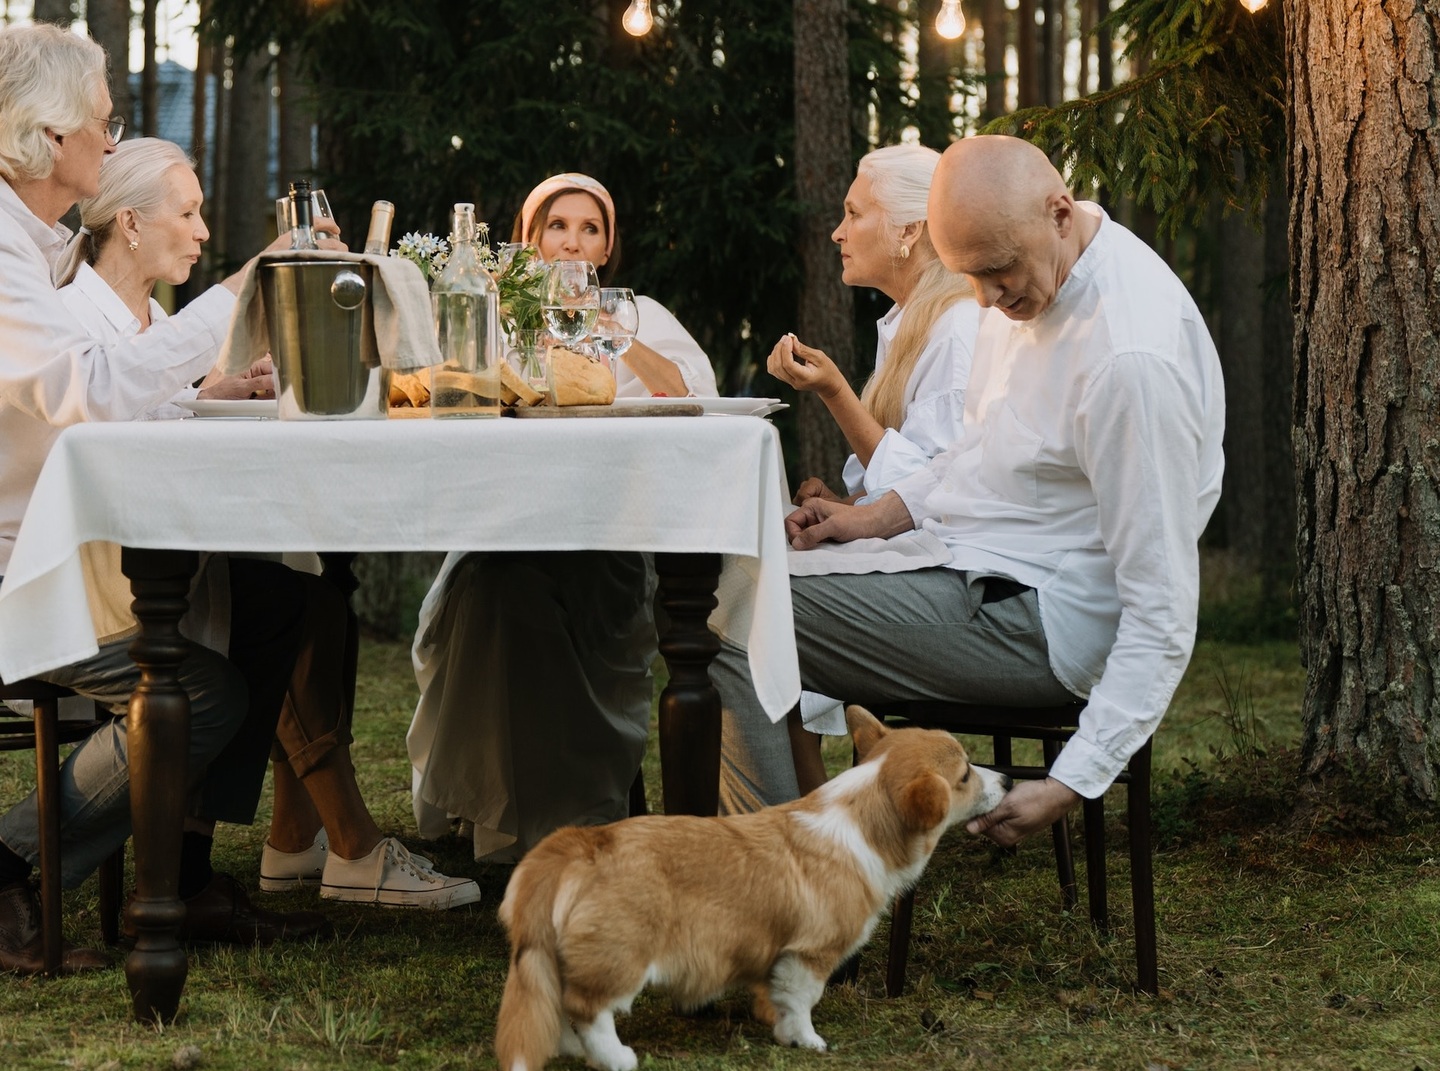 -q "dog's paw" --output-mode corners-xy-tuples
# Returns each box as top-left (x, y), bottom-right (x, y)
(588, 1046), (637, 1071)
(774, 1022), (827, 1052)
